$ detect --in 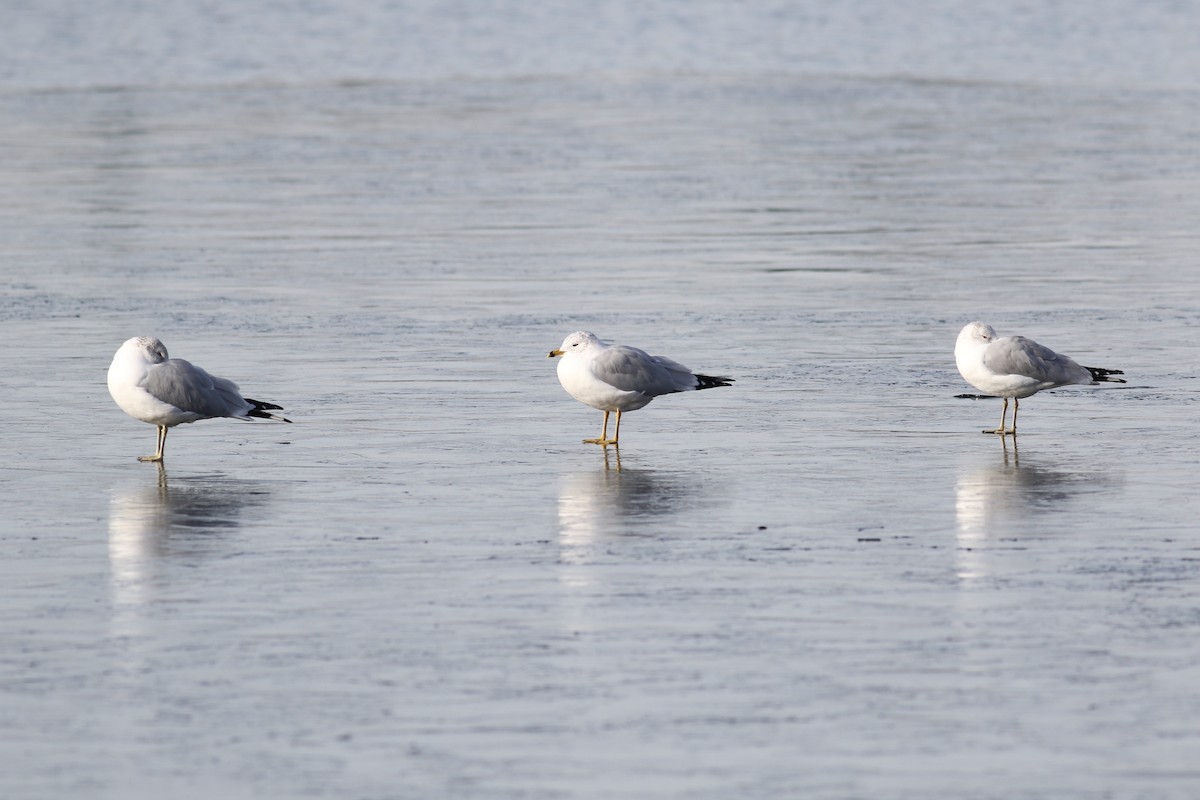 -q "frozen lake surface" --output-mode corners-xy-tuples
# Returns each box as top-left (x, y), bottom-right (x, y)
(3, 2), (1200, 798)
